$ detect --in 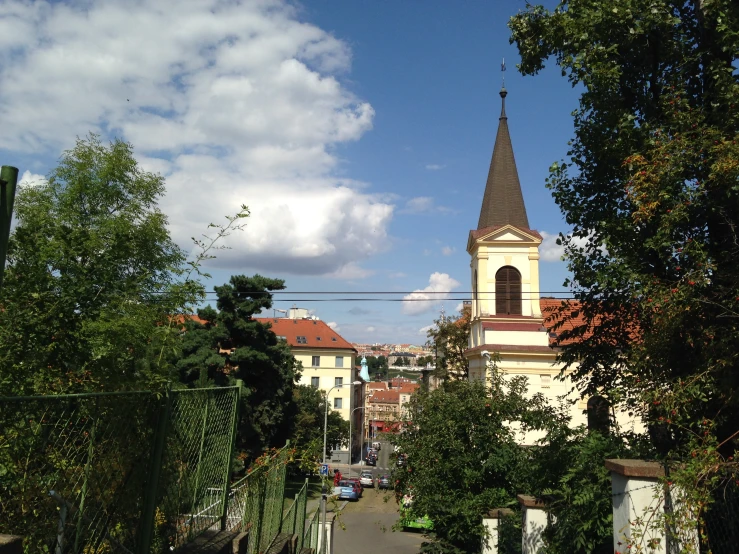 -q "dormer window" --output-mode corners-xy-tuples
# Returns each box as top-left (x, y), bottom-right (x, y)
(495, 266), (522, 315)
(296, 336), (307, 344)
